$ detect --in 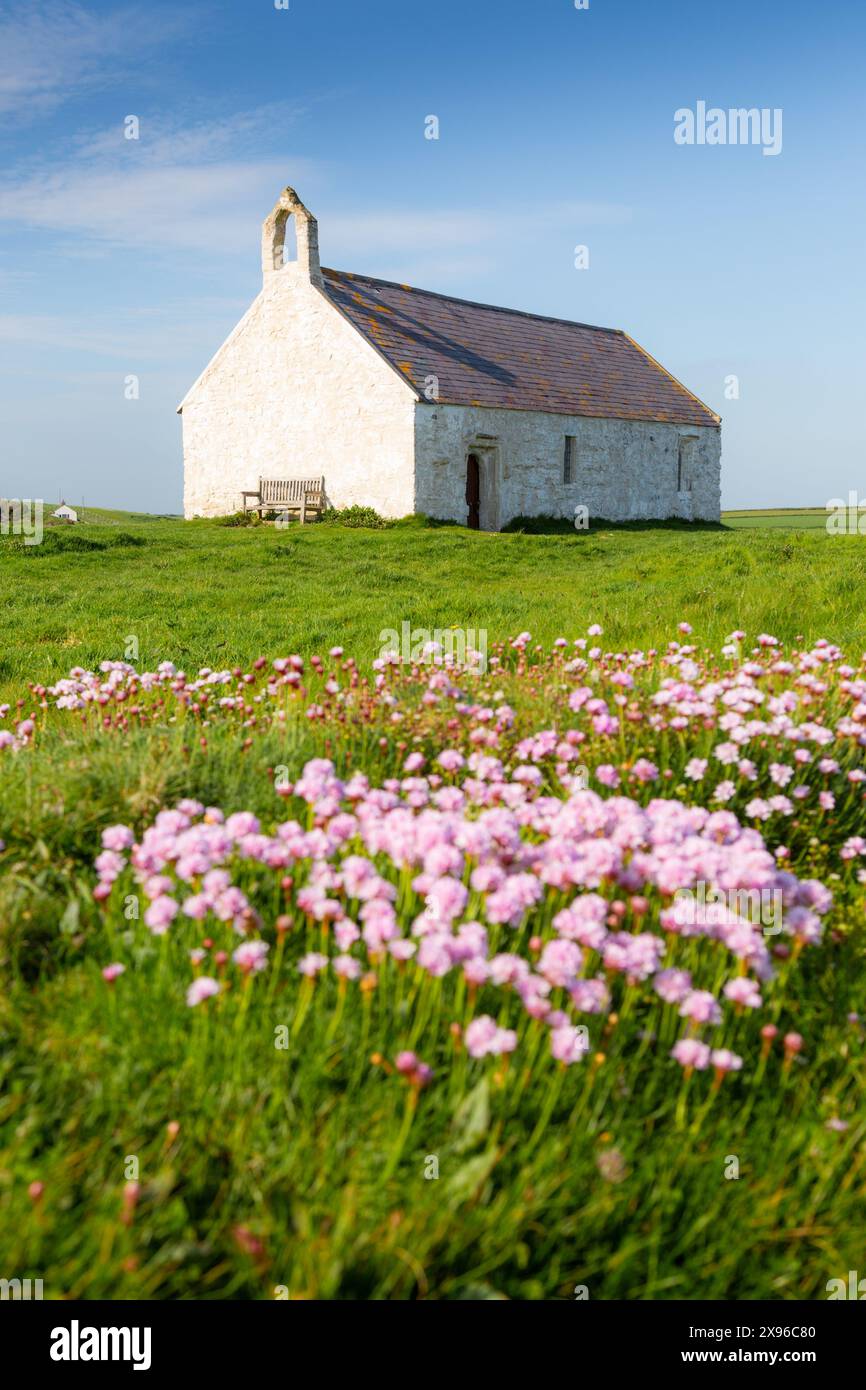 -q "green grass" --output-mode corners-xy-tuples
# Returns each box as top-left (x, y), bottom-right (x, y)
(2, 514), (866, 1300)
(47, 505), (182, 526)
(3, 514), (866, 703)
(722, 508), (833, 531)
